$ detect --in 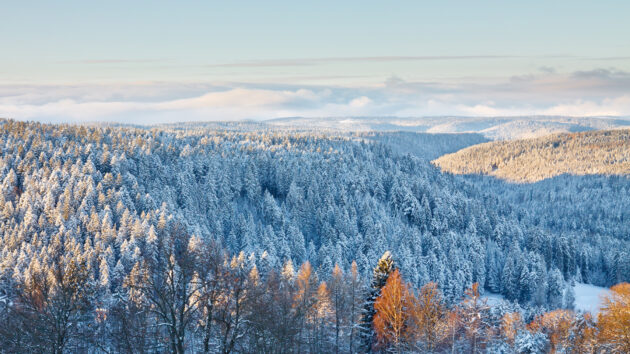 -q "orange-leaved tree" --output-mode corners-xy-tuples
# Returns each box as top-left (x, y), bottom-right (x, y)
(500, 312), (523, 346)
(459, 283), (489, 353)
(567, 313), (597, 354)
(528, 309), (574, 352)
(597, 282), (630, 352)
(373, 269), (417, 352)
(413, 282), (445, 350)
